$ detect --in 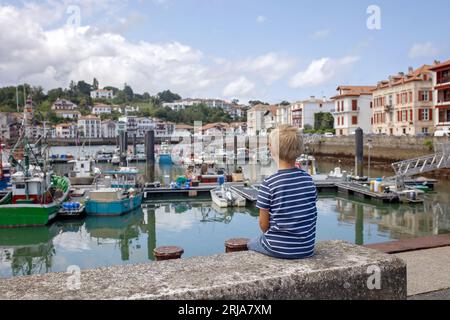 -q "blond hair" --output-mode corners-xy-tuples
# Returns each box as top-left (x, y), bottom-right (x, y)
(269, 125), (303, 162)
